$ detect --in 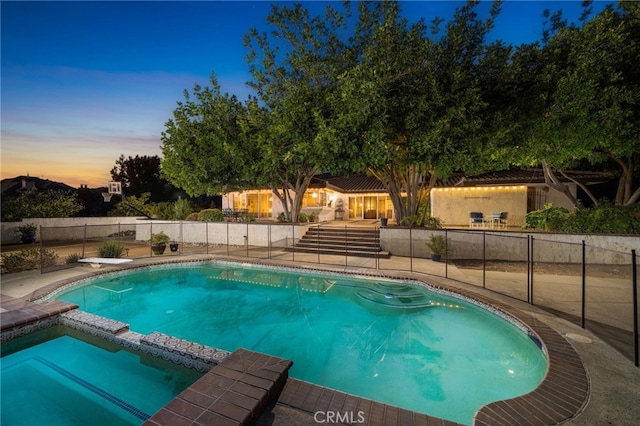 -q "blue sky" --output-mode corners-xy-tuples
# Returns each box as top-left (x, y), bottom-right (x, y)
(1, 1), (610, 188)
